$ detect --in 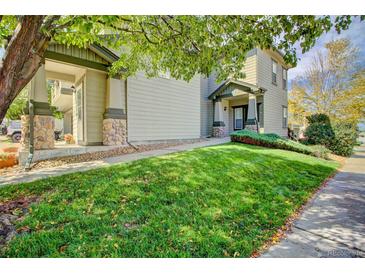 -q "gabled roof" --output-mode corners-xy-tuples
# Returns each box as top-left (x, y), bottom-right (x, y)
(208, 79), (266, 100)
(89, 44), (119, 63)
(45, 42), (120, 72)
